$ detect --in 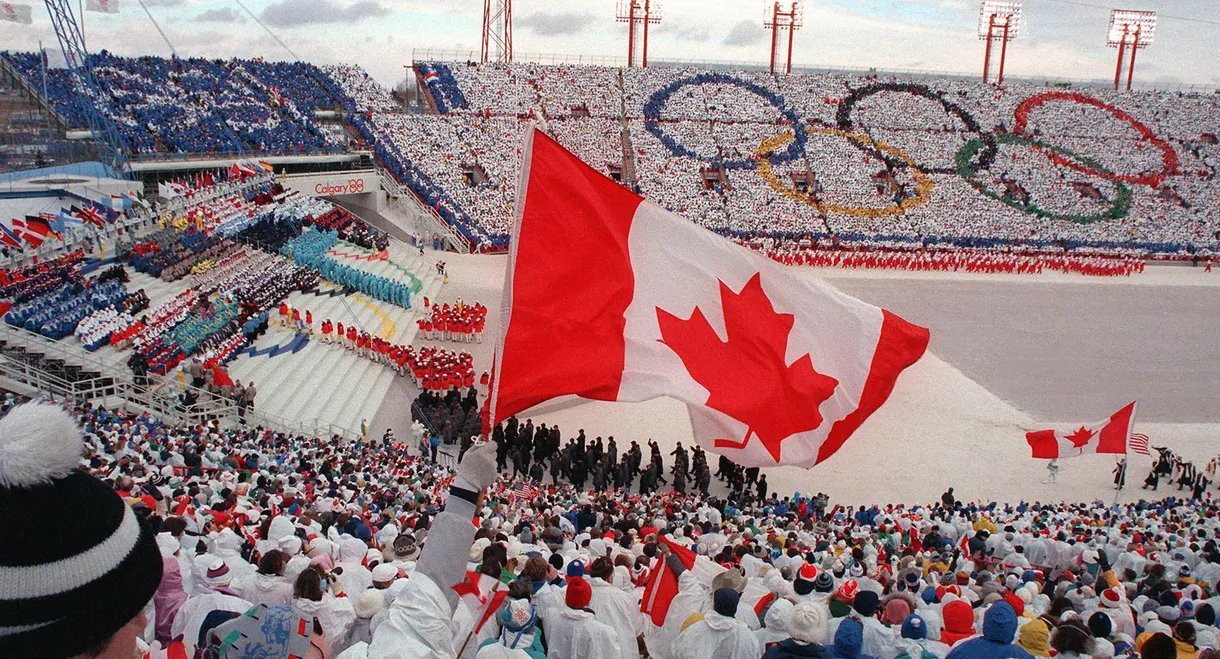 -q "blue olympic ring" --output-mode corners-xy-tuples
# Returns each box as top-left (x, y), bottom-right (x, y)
(643, 73), (808, 170)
